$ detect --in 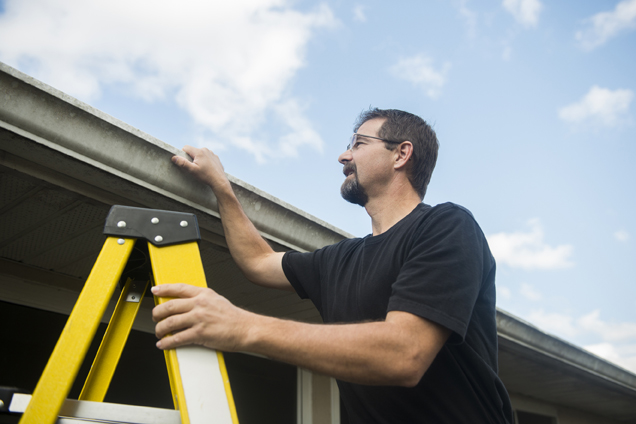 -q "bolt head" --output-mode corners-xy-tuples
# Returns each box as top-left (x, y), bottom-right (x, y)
(151, 217), (159, 224)
(155, 235), (163, 243)
(180, 220), (188, 227)
(117, 221), (126, 228)
(117, 239), (125, 245)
